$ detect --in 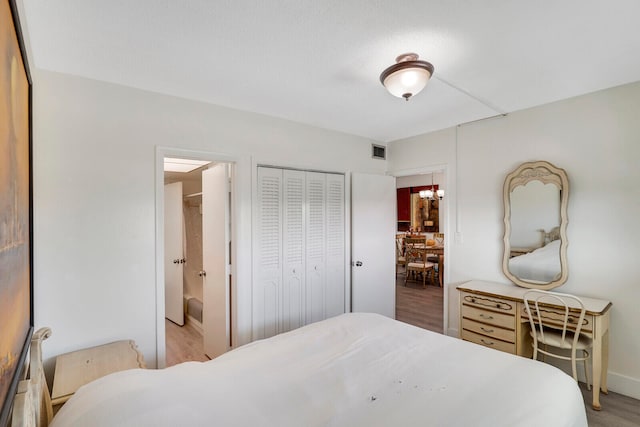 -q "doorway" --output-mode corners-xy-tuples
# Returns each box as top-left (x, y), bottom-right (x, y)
(156, 150), (236, 368)
(392, 168), (448, 334)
